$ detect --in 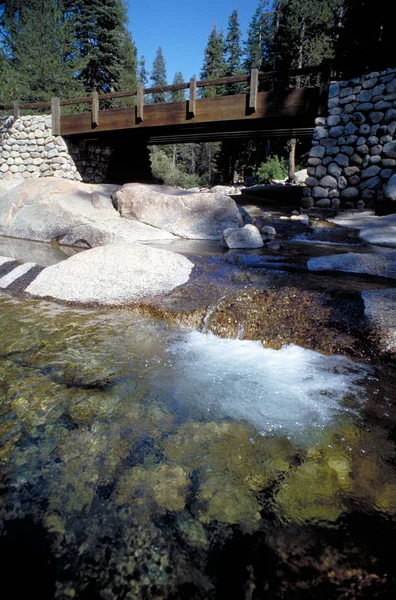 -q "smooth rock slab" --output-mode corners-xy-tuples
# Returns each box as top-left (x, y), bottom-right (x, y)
(362, 289), (396, 354)
(308, 251), (396, 279)
(0, 178), (176, 246)
(332, 212), (396, 248)
(26, 244), (194, 305)
(112, 183), (243, 240)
